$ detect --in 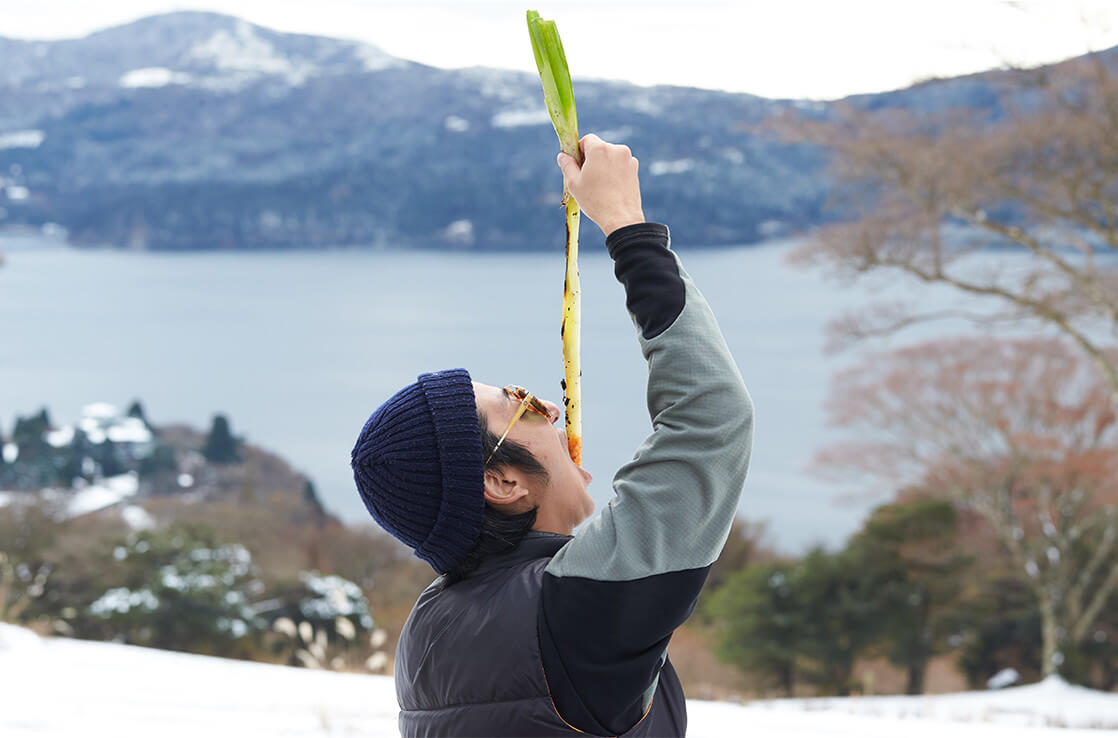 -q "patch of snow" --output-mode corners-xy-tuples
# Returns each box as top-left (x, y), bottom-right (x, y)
(443, 219), (474, 245)
(649, 159), (695, 176)
(597, 126), (634, 141)
(0, 623), (42, 651)
(89, 587), (159, 617)
(0, 492), (11, 507)
(106, 473), (140, 496)
(621, 91), (664, 116)
(353, 42), (402, 72)
(989, 667), (1021, 689)
(119, 67), (191, 89)
(82, 402), (118, 420)
(722, 147), (745, 165)
(794, 99), (827, 112)
(751, 673), (1118, 731)
(45, 426), (75, 448)
(459, 67), (535, 104)
(3, 442), (19, 463)
(41, 222), (67, 239)
(106, 417), (152, 445)
(298, 573), (372, 628)
(444, 115), (469, 132)
(5, 185), (30, 201)
(0, 130), (45, 150)
(758, 220), (785, 238)
(78, 416), (106, 443)
(65, 472), (139, 517)
(121, 504), (155, 531)
(258, 210), (283, 230)
(69, 403), (154, 454)
(491, 109), (551, 128)
(187, 22), (316, 86)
